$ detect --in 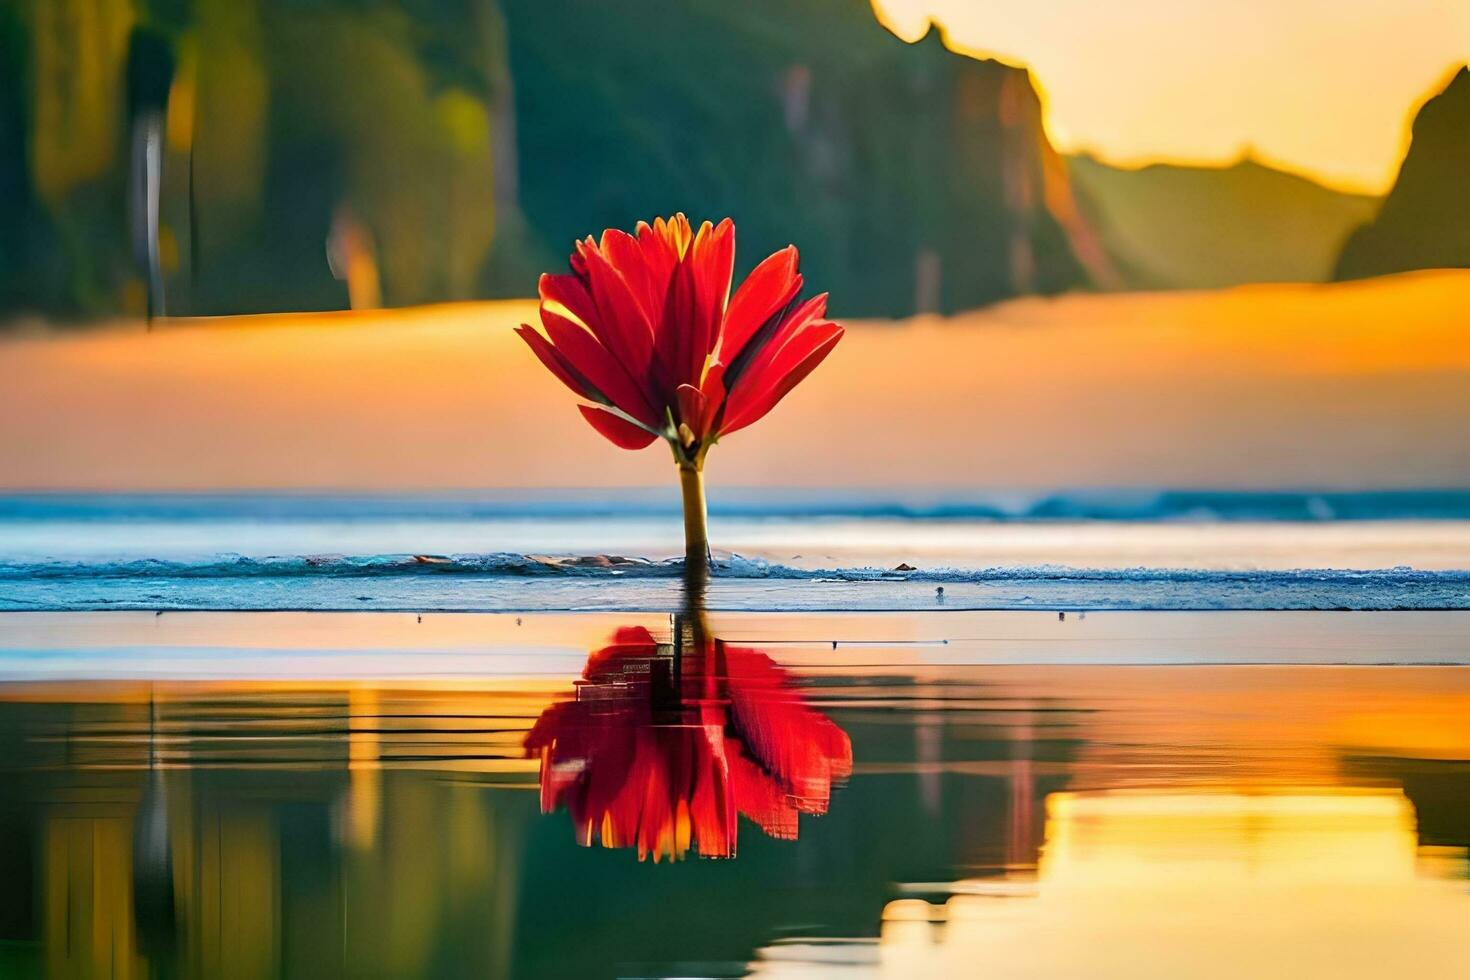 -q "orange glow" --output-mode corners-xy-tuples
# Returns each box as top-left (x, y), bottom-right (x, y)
(4, 272), (1470, 489)
(878, 790), (1467, 979)
(871, 0), (1470, 194)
